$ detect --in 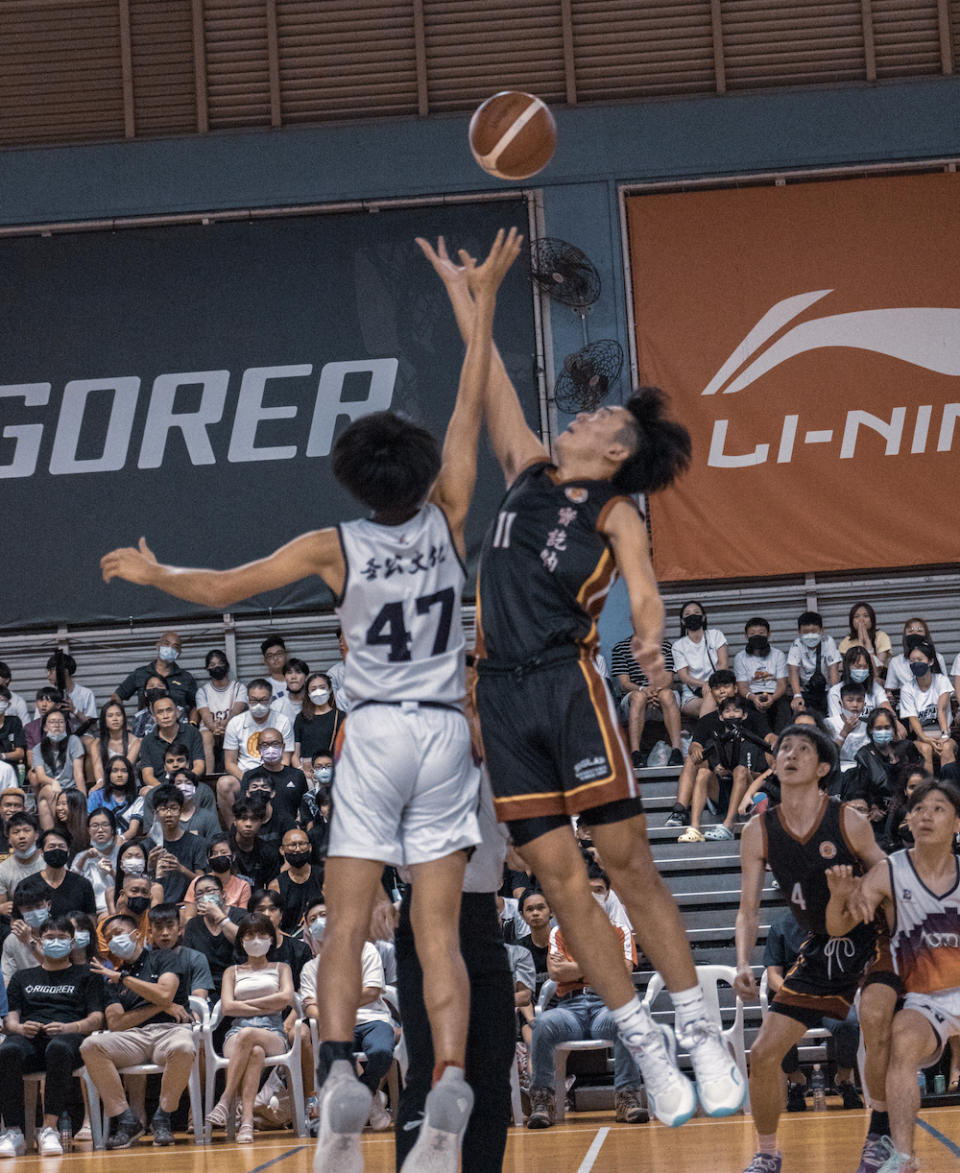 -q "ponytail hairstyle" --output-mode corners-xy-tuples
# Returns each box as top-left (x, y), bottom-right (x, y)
(611, 387), (692, 495)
